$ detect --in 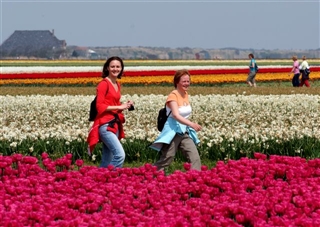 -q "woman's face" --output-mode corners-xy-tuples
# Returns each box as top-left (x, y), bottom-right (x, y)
(177, 74), (190, 92)
(108, 60), (122, 78)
